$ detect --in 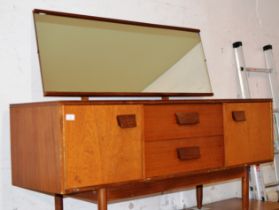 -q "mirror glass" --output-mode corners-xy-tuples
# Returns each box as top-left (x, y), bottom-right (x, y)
(34, 11), (213, 96)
